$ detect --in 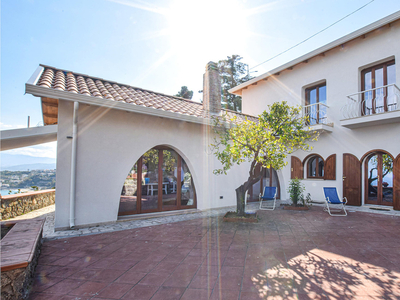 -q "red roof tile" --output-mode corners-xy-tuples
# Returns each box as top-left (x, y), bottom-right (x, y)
(35, 66), (257, 123)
